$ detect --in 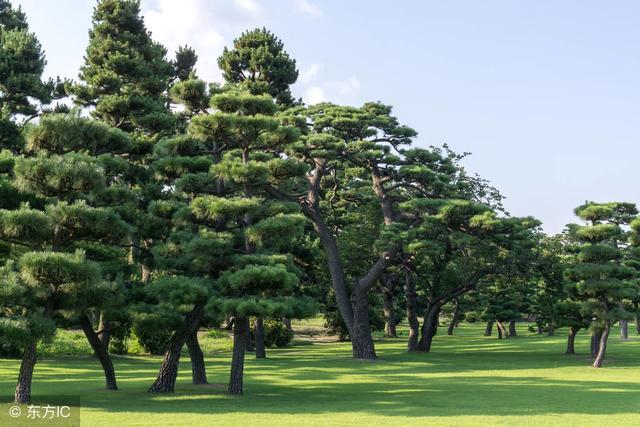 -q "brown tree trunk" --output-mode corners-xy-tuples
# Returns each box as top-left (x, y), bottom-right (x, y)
(149, 304), (204, 393)
(418, 305), (441, 352)
(484, 321), (494, 336)
(186, 330), (207, 385)
(636, 312), (640, 334)
(254, 317), (266, 359)
(14, 341), (37, 404)
(566, 326), (578, 355)
(405, 271), (419, 352)
(447, 300), (459, 336)
(283, 318), (293, 332)
(79, 314), (117, 390)
(351, 289), (377, 359)
(509, 319), (517, 337)
(97, 311), (110, 350)
(547, 323), (555, 336)
(593, 323), (611, 368)
(382, 284), (397, 338)
(229, 316), (248, 395)
(620, 320), (629, 340)
(590, 329), (602, 358)
(244, 320), (254, 352)
(496, 321), (507, 339)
